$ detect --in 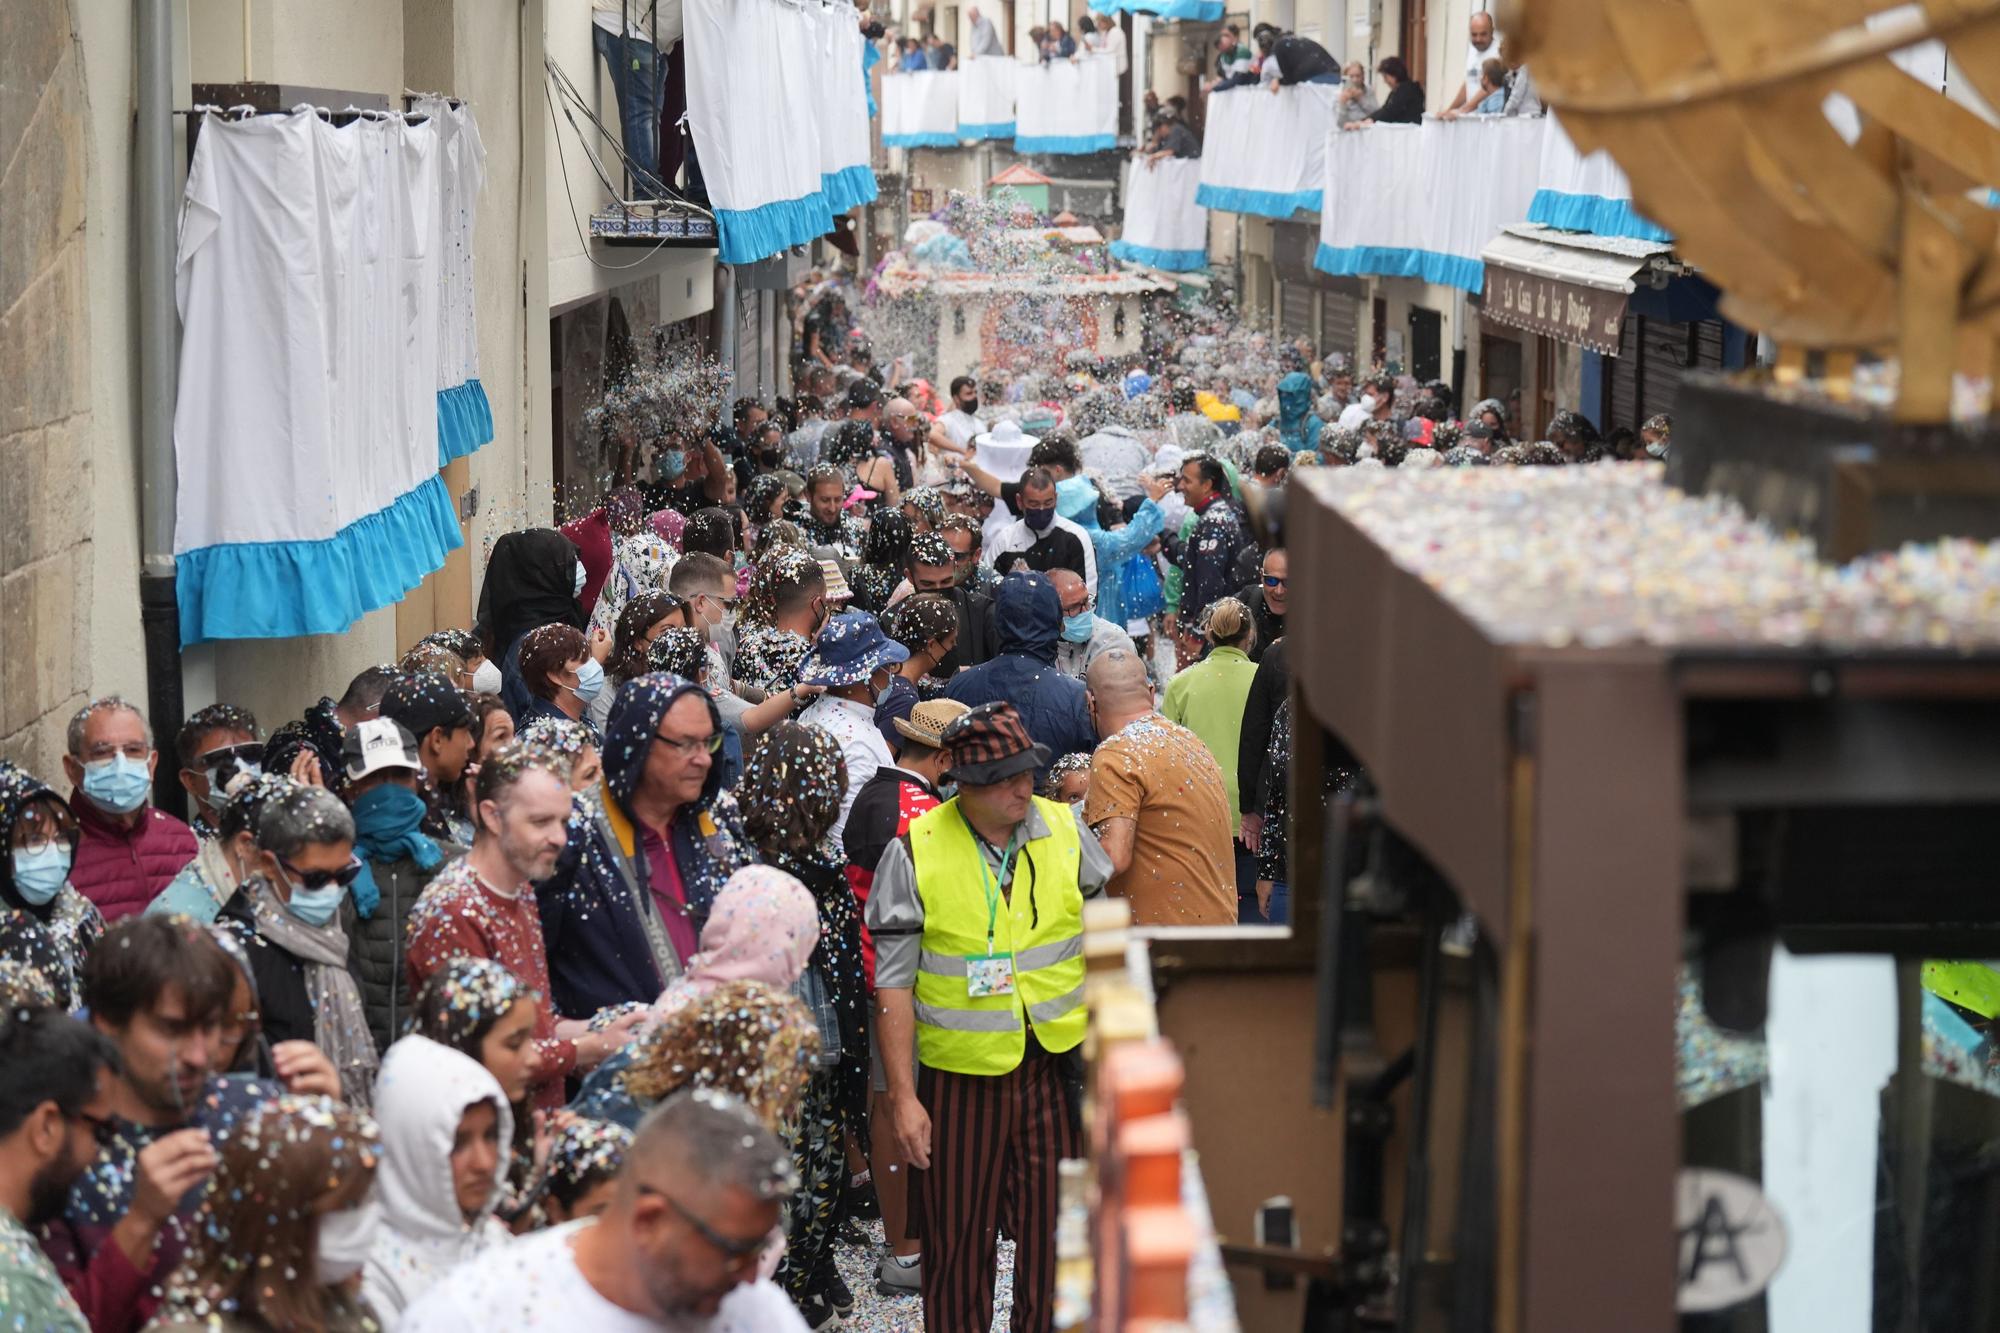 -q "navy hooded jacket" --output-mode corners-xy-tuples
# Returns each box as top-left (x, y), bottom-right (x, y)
(945, 572), (1097, 774)
(535, 674), (756, 1017)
